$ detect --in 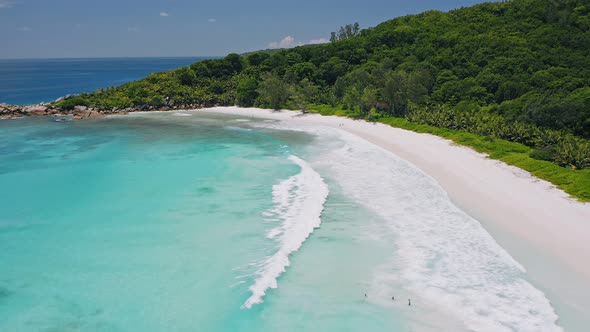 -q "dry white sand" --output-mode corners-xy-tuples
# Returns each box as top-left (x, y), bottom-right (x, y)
(198, 106), (590, 329)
